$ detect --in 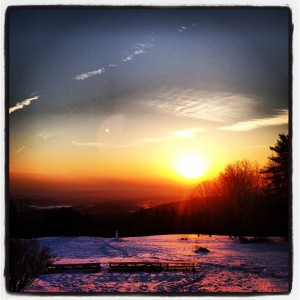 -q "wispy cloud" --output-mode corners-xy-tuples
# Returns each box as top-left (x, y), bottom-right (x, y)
(16, 145), (26, 154)
(9, 95), (39, 114)
(178, 26), (187, 33)
(218, 109), (288, 131)
(74, 41), (154, 81)
(72, 126), (204, 149)
(30, 90), (41, 96)
(169, 127), (205, 138)
(74, 68), (106, 81)
(177, 23), (196, 33)
(72, 137), (165, 149)
(140, 88), (257, 123)
(72, 141), (110, 148)
(35, 131), (59, 140)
